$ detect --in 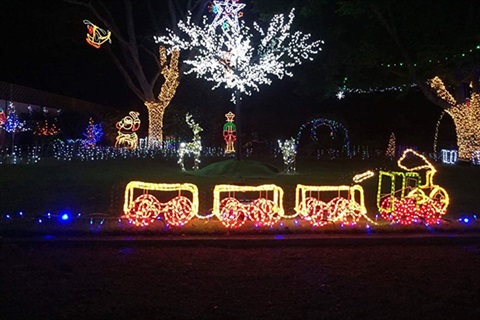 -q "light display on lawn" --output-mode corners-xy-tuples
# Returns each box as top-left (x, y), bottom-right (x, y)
(385, 132), (396, 158)
(177, 113), (203, 171)
(296, 118), (350, 154)
(223, 111), (236, 154)
(123, 181), (199, 227)
(429, 76), (480, 162)
(212, 184), (285, 228)
(4, 102), (28, 133)
(377, 149), (449, 225)
(155, 2), (323, 103)
(441, 149), (458, 164)
(83, 117), (103, 148)
(295, 171), (376, 227)
(83, 19), (112, 48)
(278, 138), (297, 174)
(34, 120), (60, 136)
(115, 111), (141, 149)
